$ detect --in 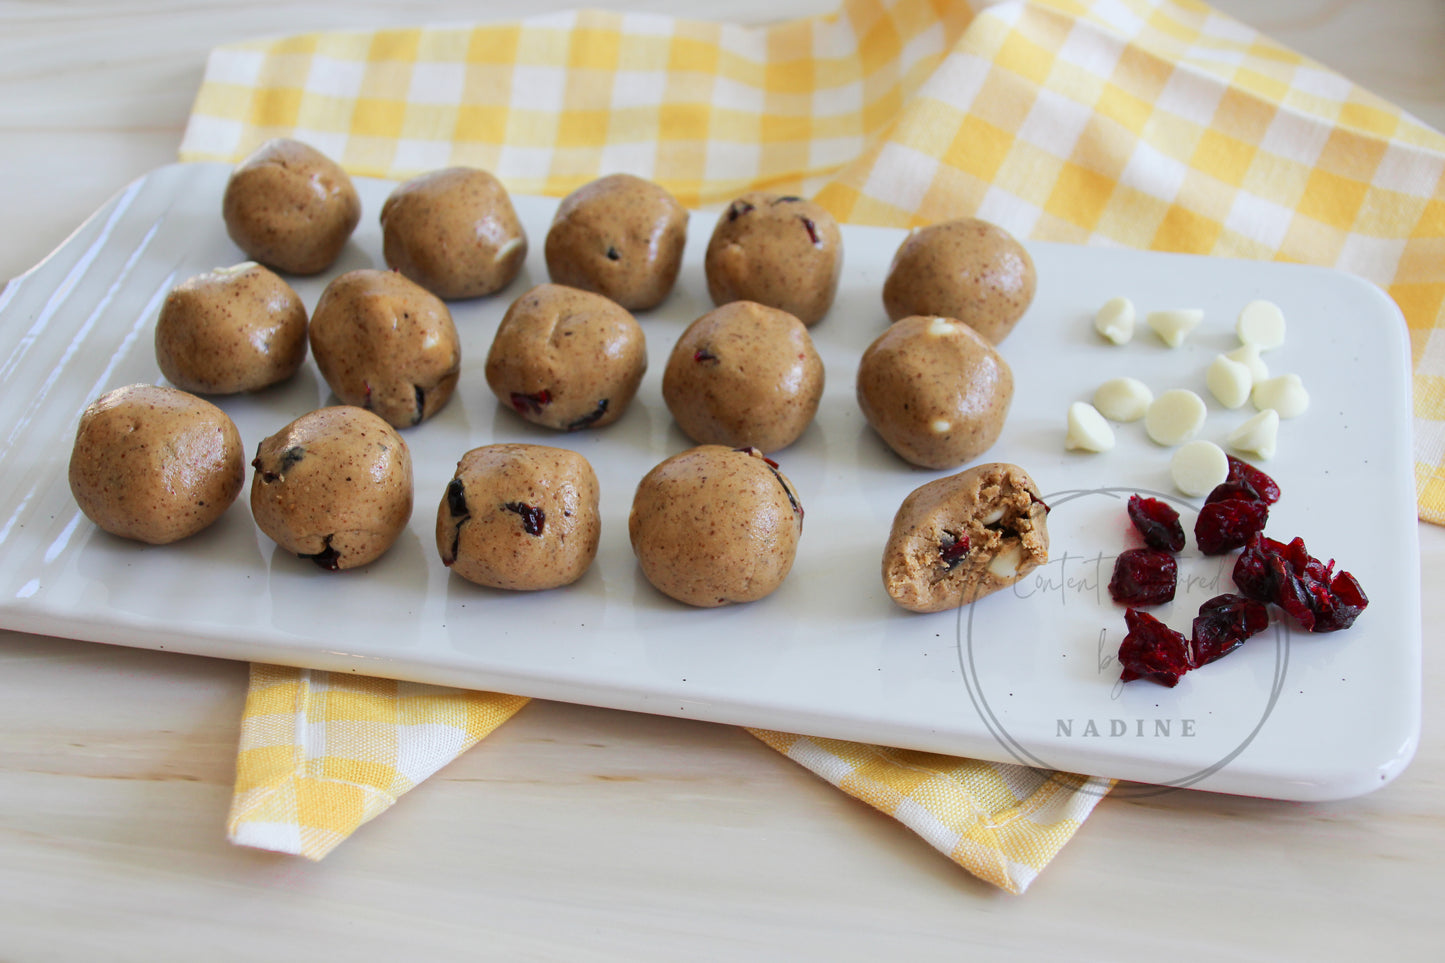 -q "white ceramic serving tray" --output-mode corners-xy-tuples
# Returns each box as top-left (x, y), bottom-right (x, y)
(0, 163), (1420, 800)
